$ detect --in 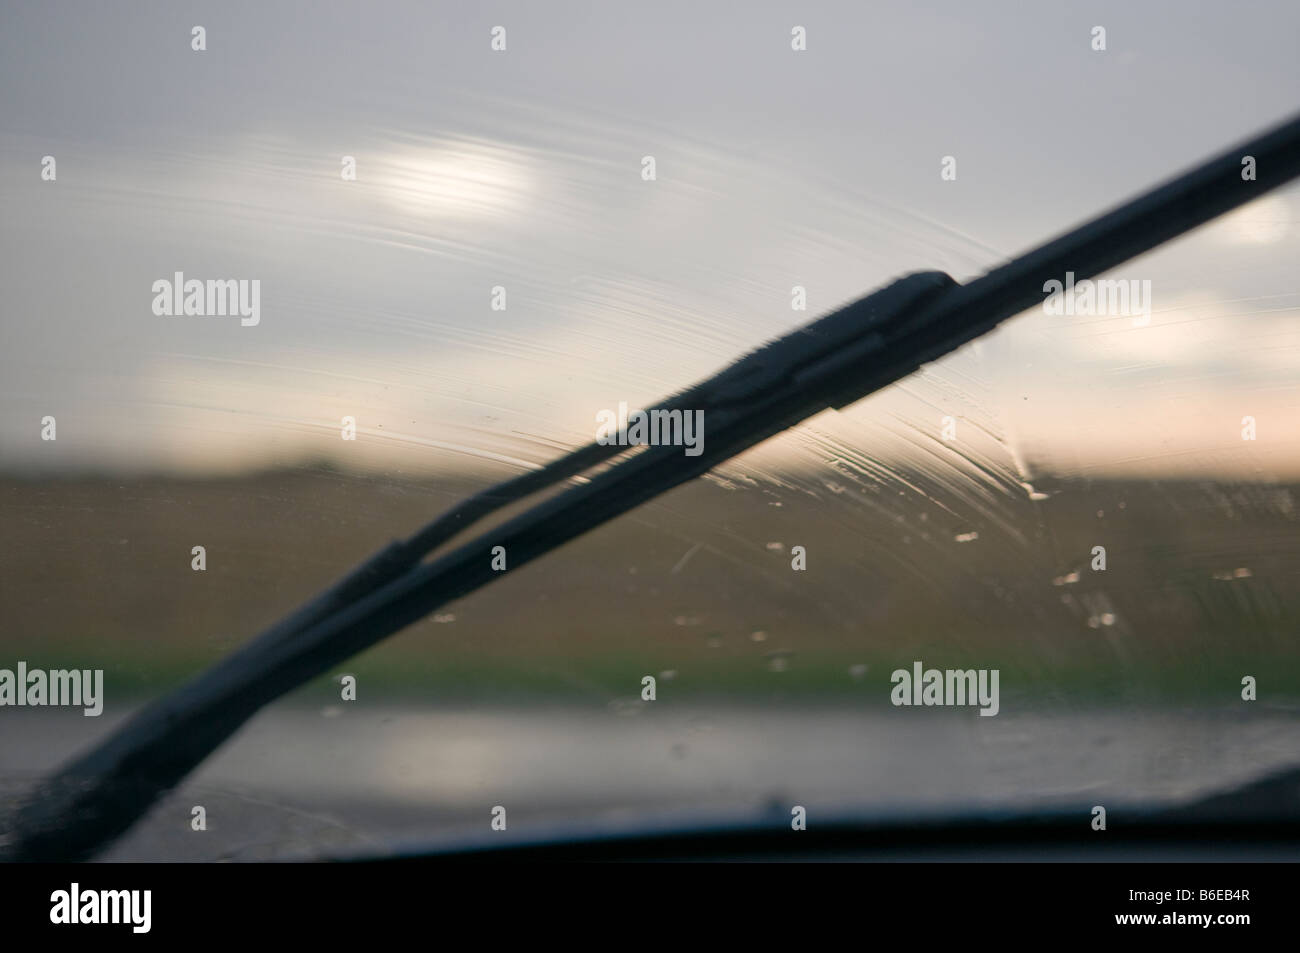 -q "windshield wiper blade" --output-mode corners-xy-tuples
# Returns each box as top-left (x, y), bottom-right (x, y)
(5, 110), (1300, 863)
